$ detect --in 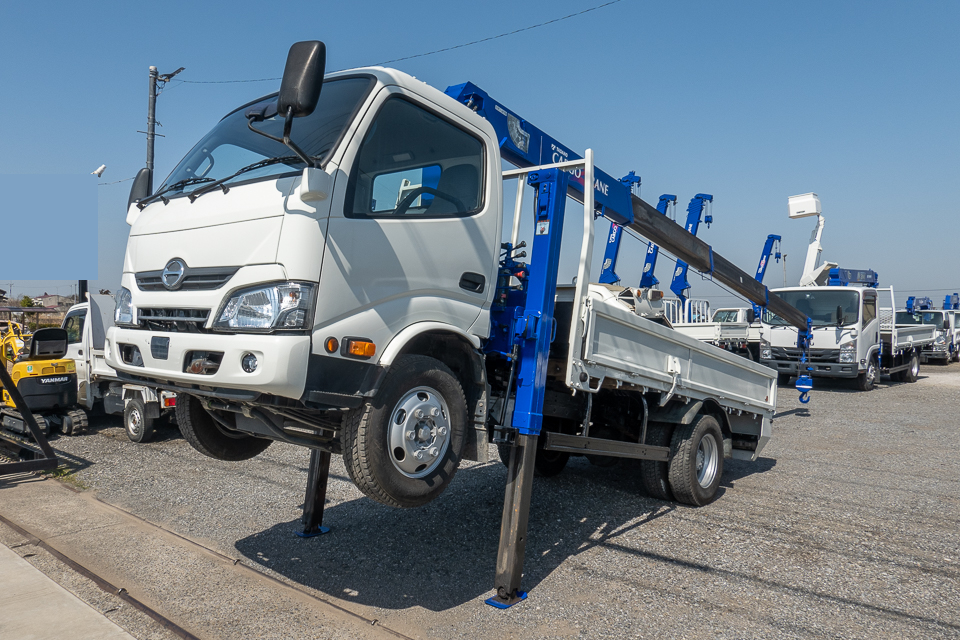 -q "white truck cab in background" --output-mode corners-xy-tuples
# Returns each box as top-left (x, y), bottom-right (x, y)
(63, 295), (177, 442)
